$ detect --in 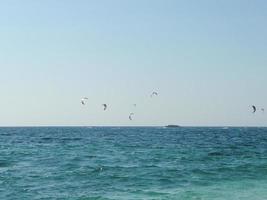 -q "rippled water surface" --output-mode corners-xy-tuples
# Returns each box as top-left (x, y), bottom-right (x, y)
(1, 127), (267, 199)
